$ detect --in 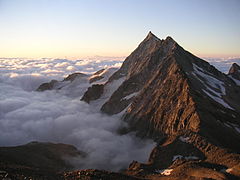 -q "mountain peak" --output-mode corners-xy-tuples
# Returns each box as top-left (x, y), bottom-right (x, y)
(144, 31), (160, 41)
(229, 63), (240, 74)
(165, 36), (176, 43)
(147, 31), (154, 37)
